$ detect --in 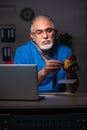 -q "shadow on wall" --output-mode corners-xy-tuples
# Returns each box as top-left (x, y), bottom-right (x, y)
(55, 30), (73, 49)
